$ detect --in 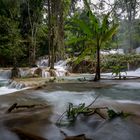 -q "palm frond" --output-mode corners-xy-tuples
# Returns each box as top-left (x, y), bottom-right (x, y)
(65, 36), (87, 45)
(73, 19), (93, 37)
(101, 24), (119, 43)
